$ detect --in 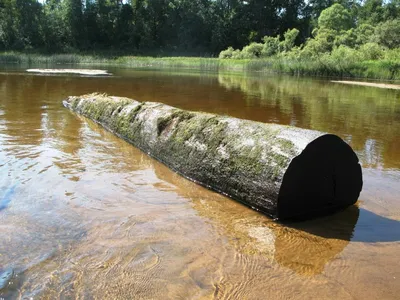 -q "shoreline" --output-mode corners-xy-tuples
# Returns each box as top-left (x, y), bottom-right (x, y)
(26, 68), (111, 76)
(331, 80), (400, 90)
(1, 52), (400, 81)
